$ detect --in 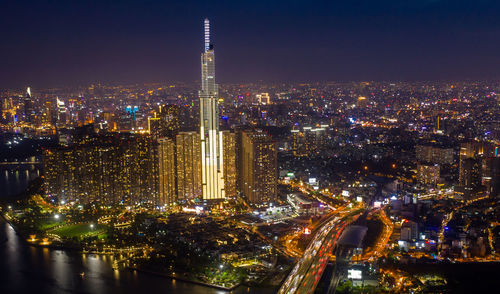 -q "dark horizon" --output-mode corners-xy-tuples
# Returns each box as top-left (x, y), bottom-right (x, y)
(2, 0), (500, 88)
